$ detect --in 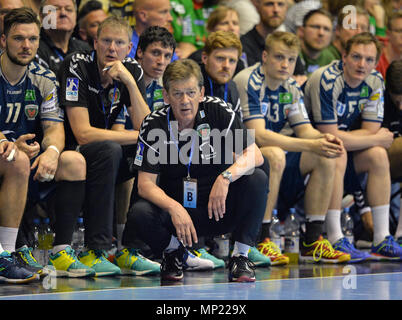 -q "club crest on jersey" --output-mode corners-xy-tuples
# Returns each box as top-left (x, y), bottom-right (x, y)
(25, 104), (39, 120)
(109, 88), (120, 104)
(66, 78), (79, 101)
(261, 102), (269, 116)
(336, 101), (346, 116)
(196, 123), (211, 141)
